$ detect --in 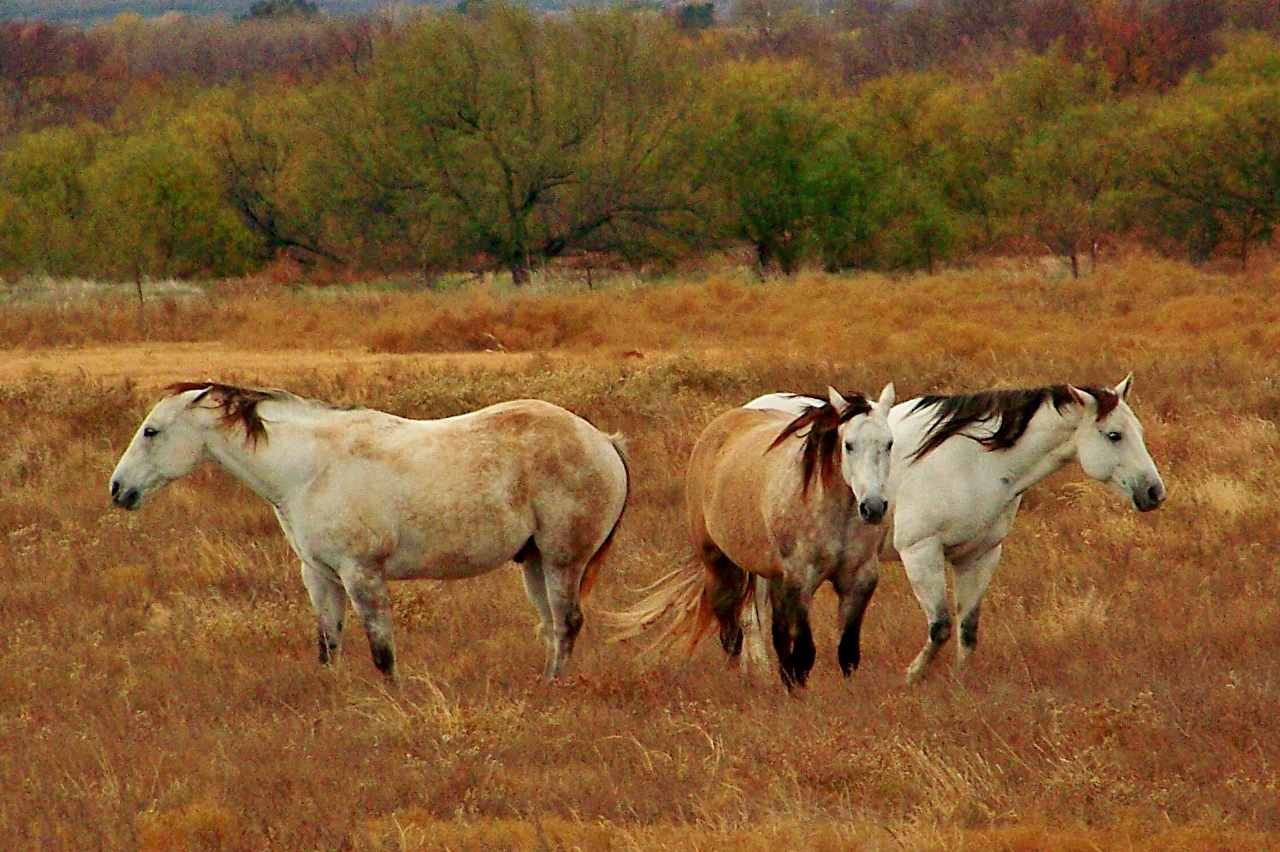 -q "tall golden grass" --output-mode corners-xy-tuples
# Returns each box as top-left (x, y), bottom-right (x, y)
(1, 252), (1278, 850)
